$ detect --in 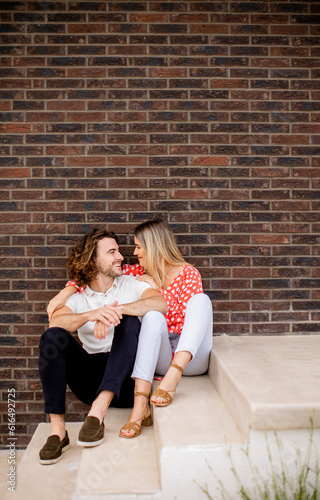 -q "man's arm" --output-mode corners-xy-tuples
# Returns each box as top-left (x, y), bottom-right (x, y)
(94, 288), (168, 340)
(117, 288), (168, 317)
(49, 303), (122, 332)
